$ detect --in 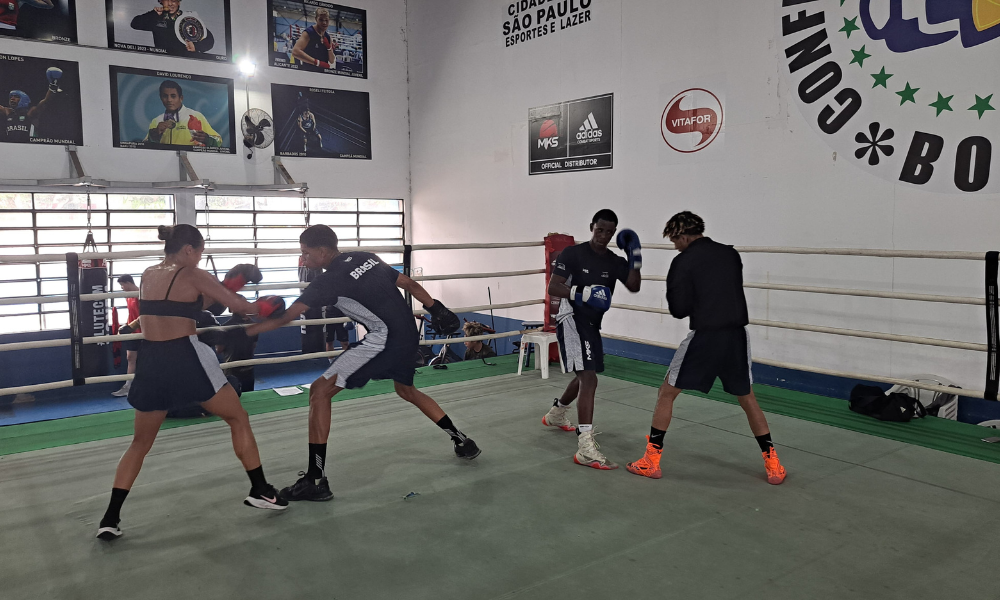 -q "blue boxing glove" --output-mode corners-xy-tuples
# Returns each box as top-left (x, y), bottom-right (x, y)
(616, 228), (642, 271)
(571, 285), (611, 312)
(46, 67), (63, 93)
